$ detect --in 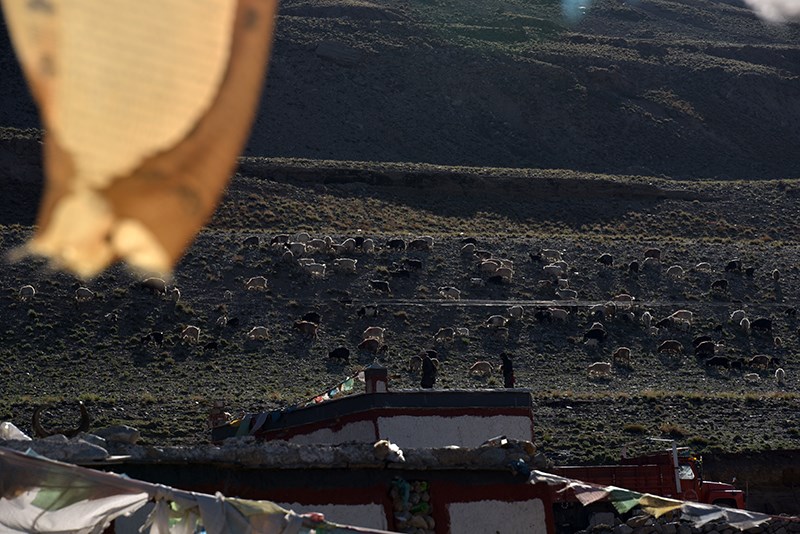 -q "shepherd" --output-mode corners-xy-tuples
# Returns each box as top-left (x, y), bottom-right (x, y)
(500, 352), (515, 388)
